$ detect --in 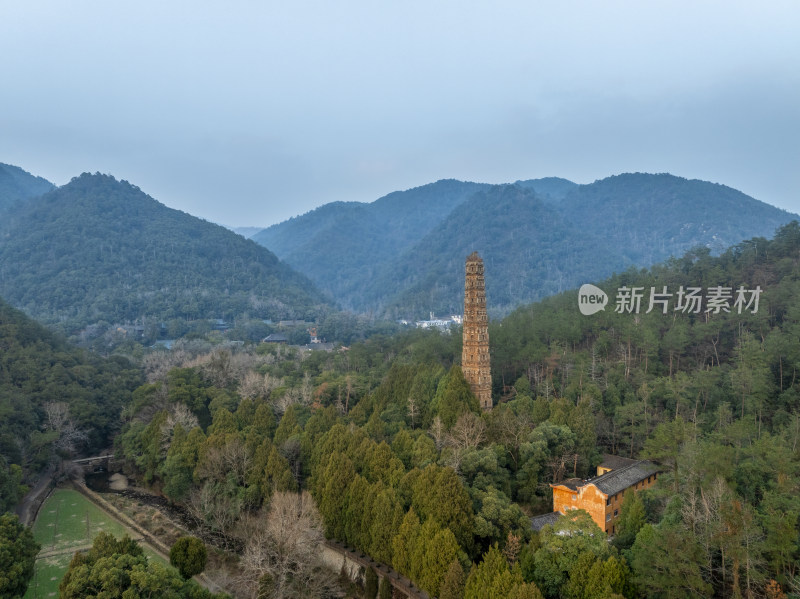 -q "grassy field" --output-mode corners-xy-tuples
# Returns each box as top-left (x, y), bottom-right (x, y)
(23, 487), (164, 599)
